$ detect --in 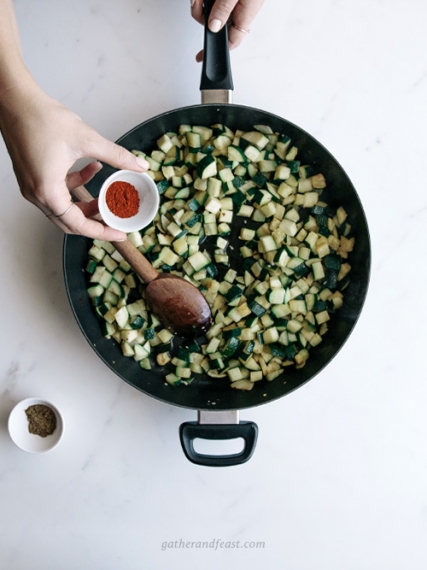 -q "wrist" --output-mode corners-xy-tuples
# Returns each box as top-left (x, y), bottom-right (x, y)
(0, 70), (42, 111)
